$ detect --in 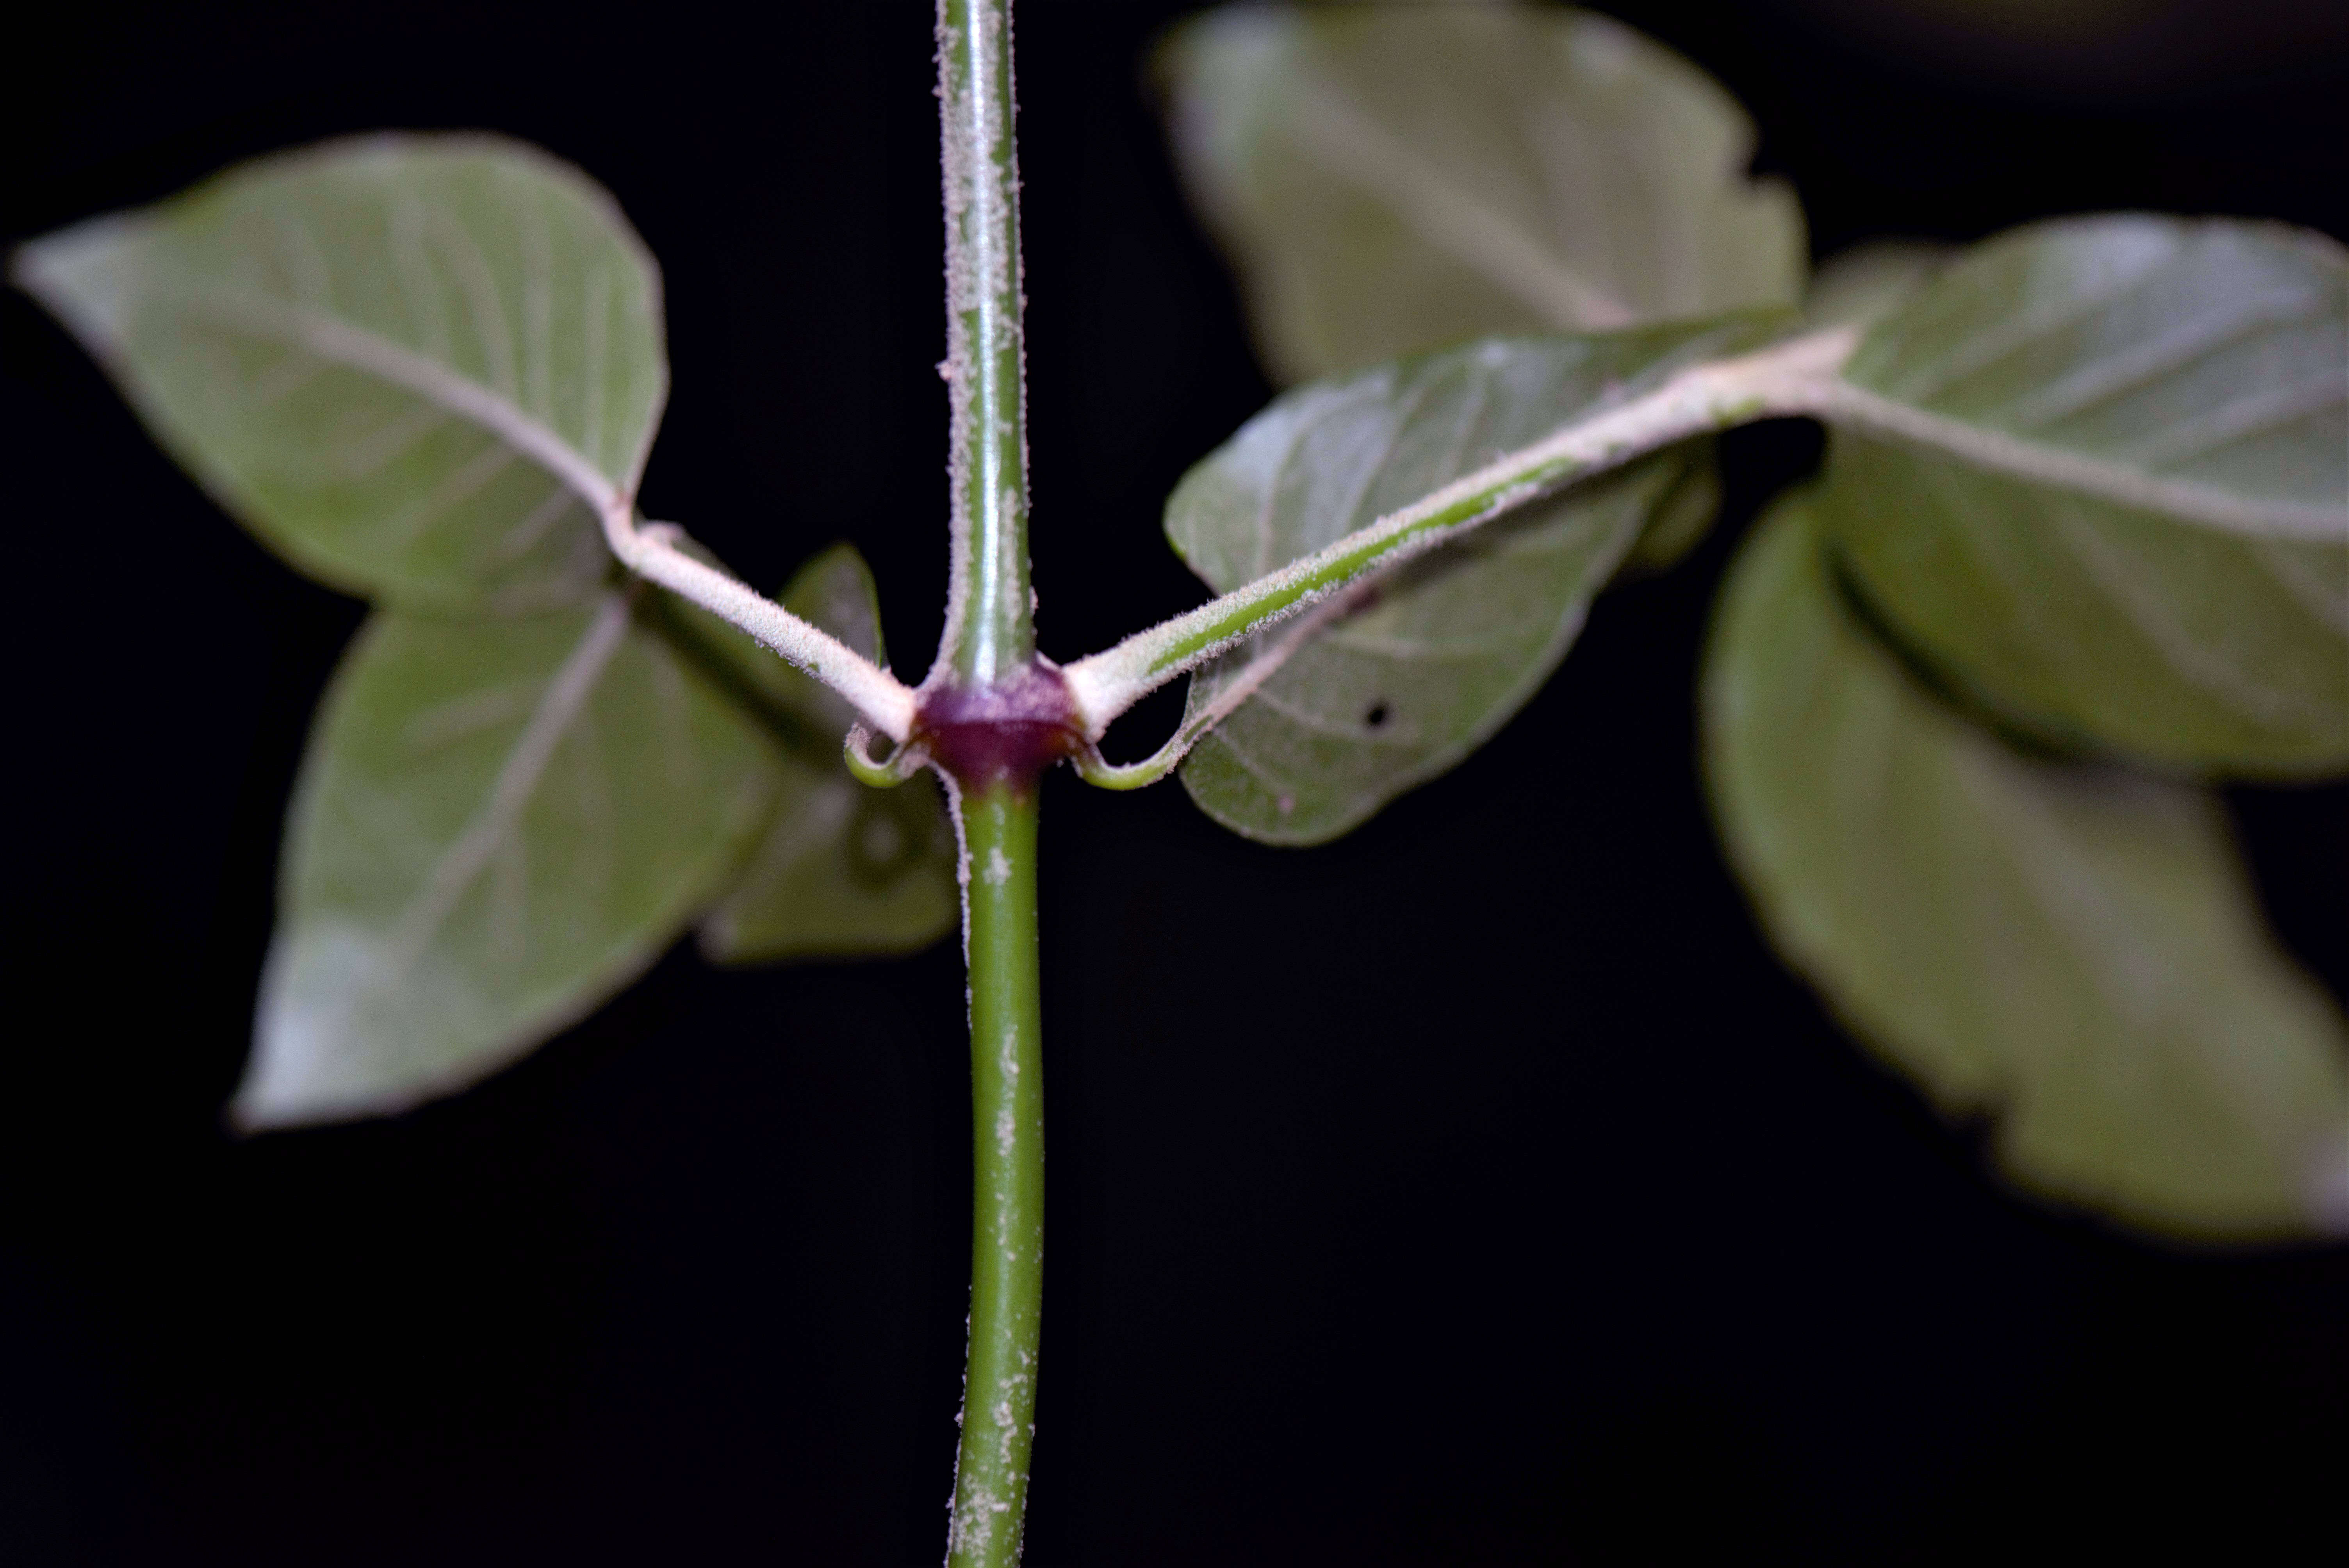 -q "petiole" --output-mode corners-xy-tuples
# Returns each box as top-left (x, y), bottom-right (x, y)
(1058, 325), (1859, 745)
